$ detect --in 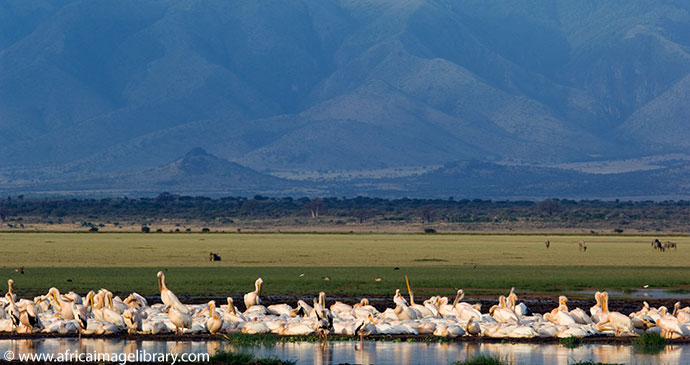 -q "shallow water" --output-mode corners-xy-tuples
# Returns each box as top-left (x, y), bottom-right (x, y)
(1, 339), (690, 364)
